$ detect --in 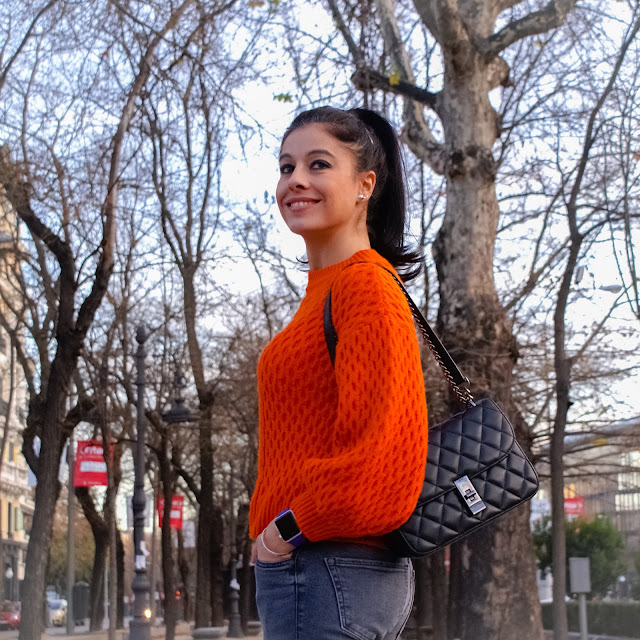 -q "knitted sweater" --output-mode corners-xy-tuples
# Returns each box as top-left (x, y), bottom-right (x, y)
(248, 249), (429, 543)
